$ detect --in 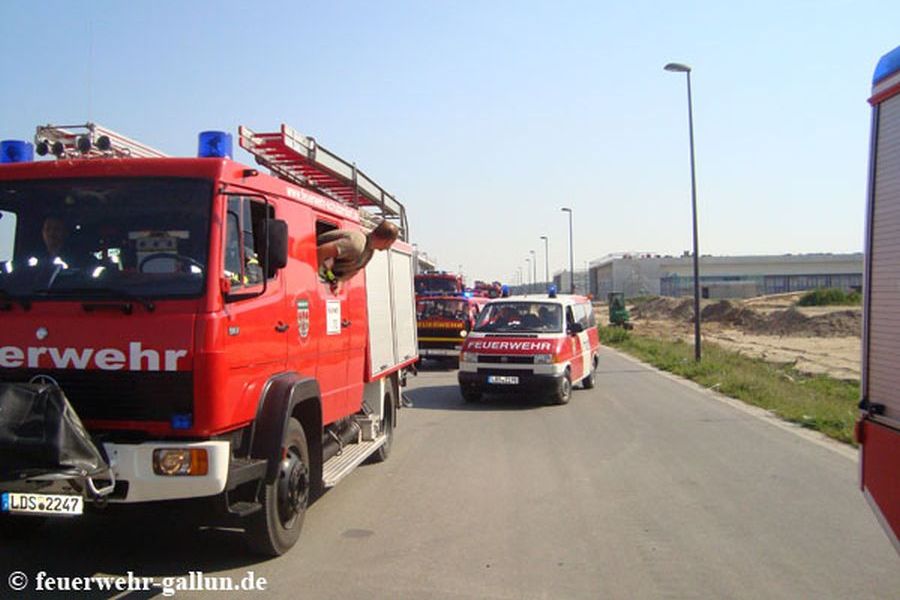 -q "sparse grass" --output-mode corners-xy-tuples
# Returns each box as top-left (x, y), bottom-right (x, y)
(797, 288), (862, 307)
(599, 327), (859, 445)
